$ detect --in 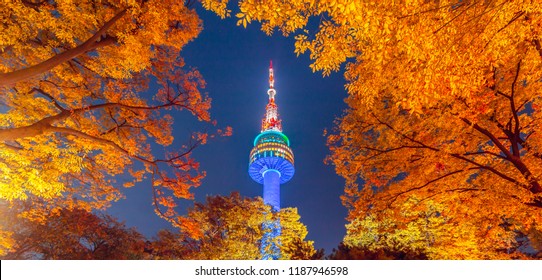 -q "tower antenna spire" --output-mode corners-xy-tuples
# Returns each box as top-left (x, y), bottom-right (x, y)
(269, 60), (275, 90)
(263, 61), (280, 131)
